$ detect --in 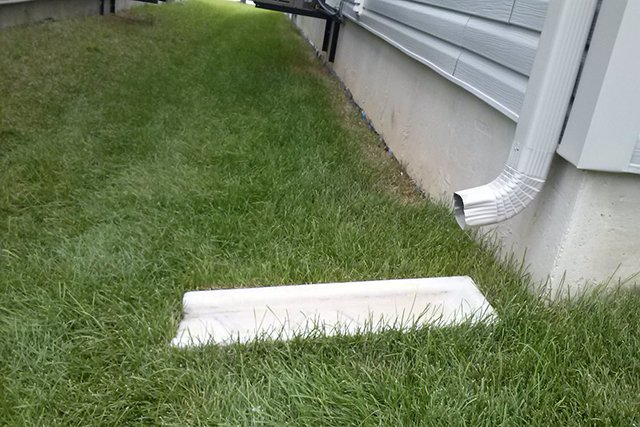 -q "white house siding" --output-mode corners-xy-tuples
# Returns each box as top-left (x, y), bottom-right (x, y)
(339, 0), (548, 120)
(510, 0), (548, 30)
